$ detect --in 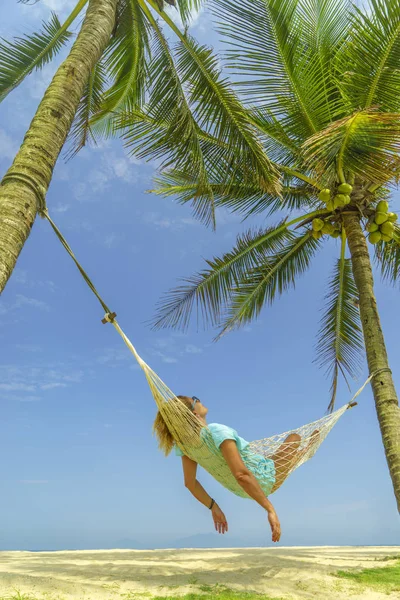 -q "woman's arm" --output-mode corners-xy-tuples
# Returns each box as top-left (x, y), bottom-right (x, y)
(220, 439), (281, 542)
(181, 455), (228, 534)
